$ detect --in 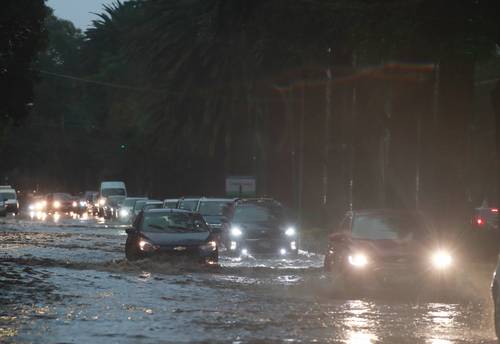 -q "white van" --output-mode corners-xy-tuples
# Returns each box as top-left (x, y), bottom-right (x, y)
(0, 186), (19, 215)
(98, 181), (127, 219)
